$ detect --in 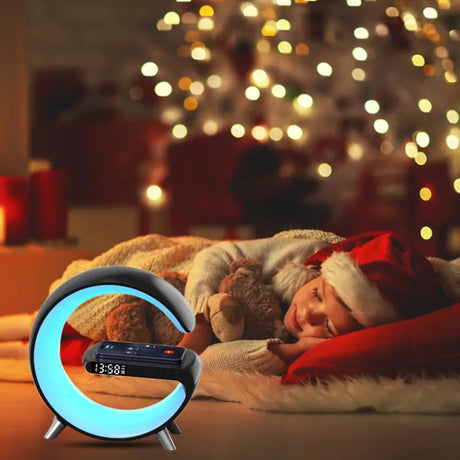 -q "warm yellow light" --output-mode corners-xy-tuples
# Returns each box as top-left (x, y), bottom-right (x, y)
(351, 68), (366, 81)
(354, 27), (369, 39)
(155, 81), (173, 97)
(352, 47), (368, 61)
(419, 187), (432, 201)
(415, 131), (430, 148)
(257, 39), (271, 53)
(252, 125), (269, 141)
(415, 152), (428, 165)
(164, 12), (180, 25)
(190, 81), (205, 95)
(198, 18), (214, 30)
(278, 41), (293, 54)
(420, 226), (433, 240)
(183, 96), (198, 111)
(374, 119), (389, 134)
(418, 99), (432, 113)
(348, 142), (363, 160)
(231, 124), (245, 138)
(203, 120), (218, 136)
(287, 125), (303, 140)
(318, 163), (332, 178)
(444, 71), (458, 83)
(446, 134), (460, 150)
(251, 69), (270, 88)
(157, 20), (172, 31)
(245, 86), (260, 101)
(275, 0), (291, 5)
(161, 107), (181, 124)
(411, 54), (425, 67)
(402, 13), (418, 31)
(295, 43), (310, 55)
(272, 84), (286, 98)
(405, 142), (418, 158)
(375, 23), (389, 37)
(261, 21), (277, 37)
(446, 110), (460, 124)
(364, 100), (380, 114)
(297, 94), (313, 108)
(442, 59), (454, 71)
(454, 178), (460, 194)
(141, 62), (159, 77)
(172, 124), (188, 139)
(435, 46), (449, 58)
(423, 7), (438, 19)
(317, 62), (333, 76)
(146, 185), (163, 202)
(347, 0), (362, 6)
(269, 127), (283, 141)
(178, 77), (192, 91)
(241, 3), (258, 17)
(191, 46), (209, 61)
(386, 7), (399, 17)
(207, 74), (222, 89)
(276, 19), (291, 31)
(199, 5), (214, 17)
